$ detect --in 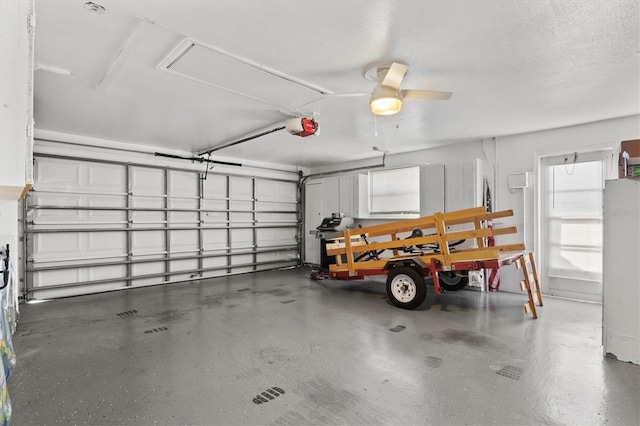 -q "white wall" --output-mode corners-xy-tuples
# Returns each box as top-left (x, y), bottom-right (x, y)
(307, 115), (640, 292)
(0, 0), (34, 279)
(0, 0), (34, 194)
(494, 115), (639, 291)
